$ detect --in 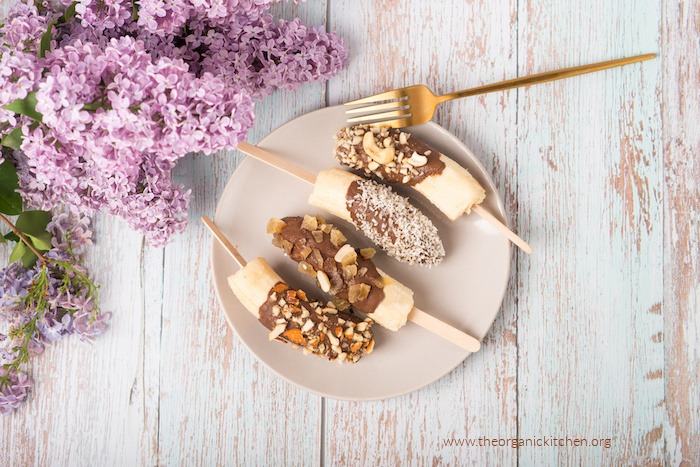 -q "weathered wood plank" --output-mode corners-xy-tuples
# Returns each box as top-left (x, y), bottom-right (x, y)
(0, 219), (162, 466)
(662, 0), (700, 464)
(325, 1), (519, 465)
(154, 2), (328, 465)
(516, 0), (664, 464)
